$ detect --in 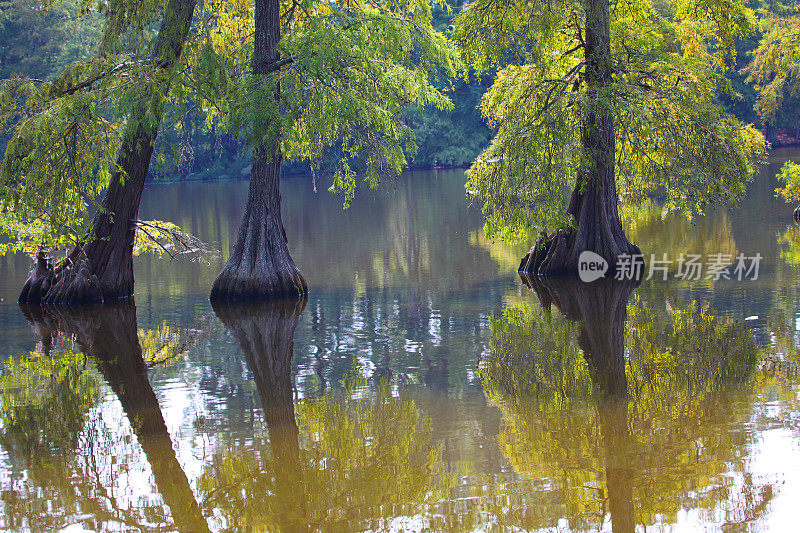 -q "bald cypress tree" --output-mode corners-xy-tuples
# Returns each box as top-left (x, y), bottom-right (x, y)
(6, 0), (197, 304)
(205, 0), (459, 301)
(457, 0), (765, 277)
